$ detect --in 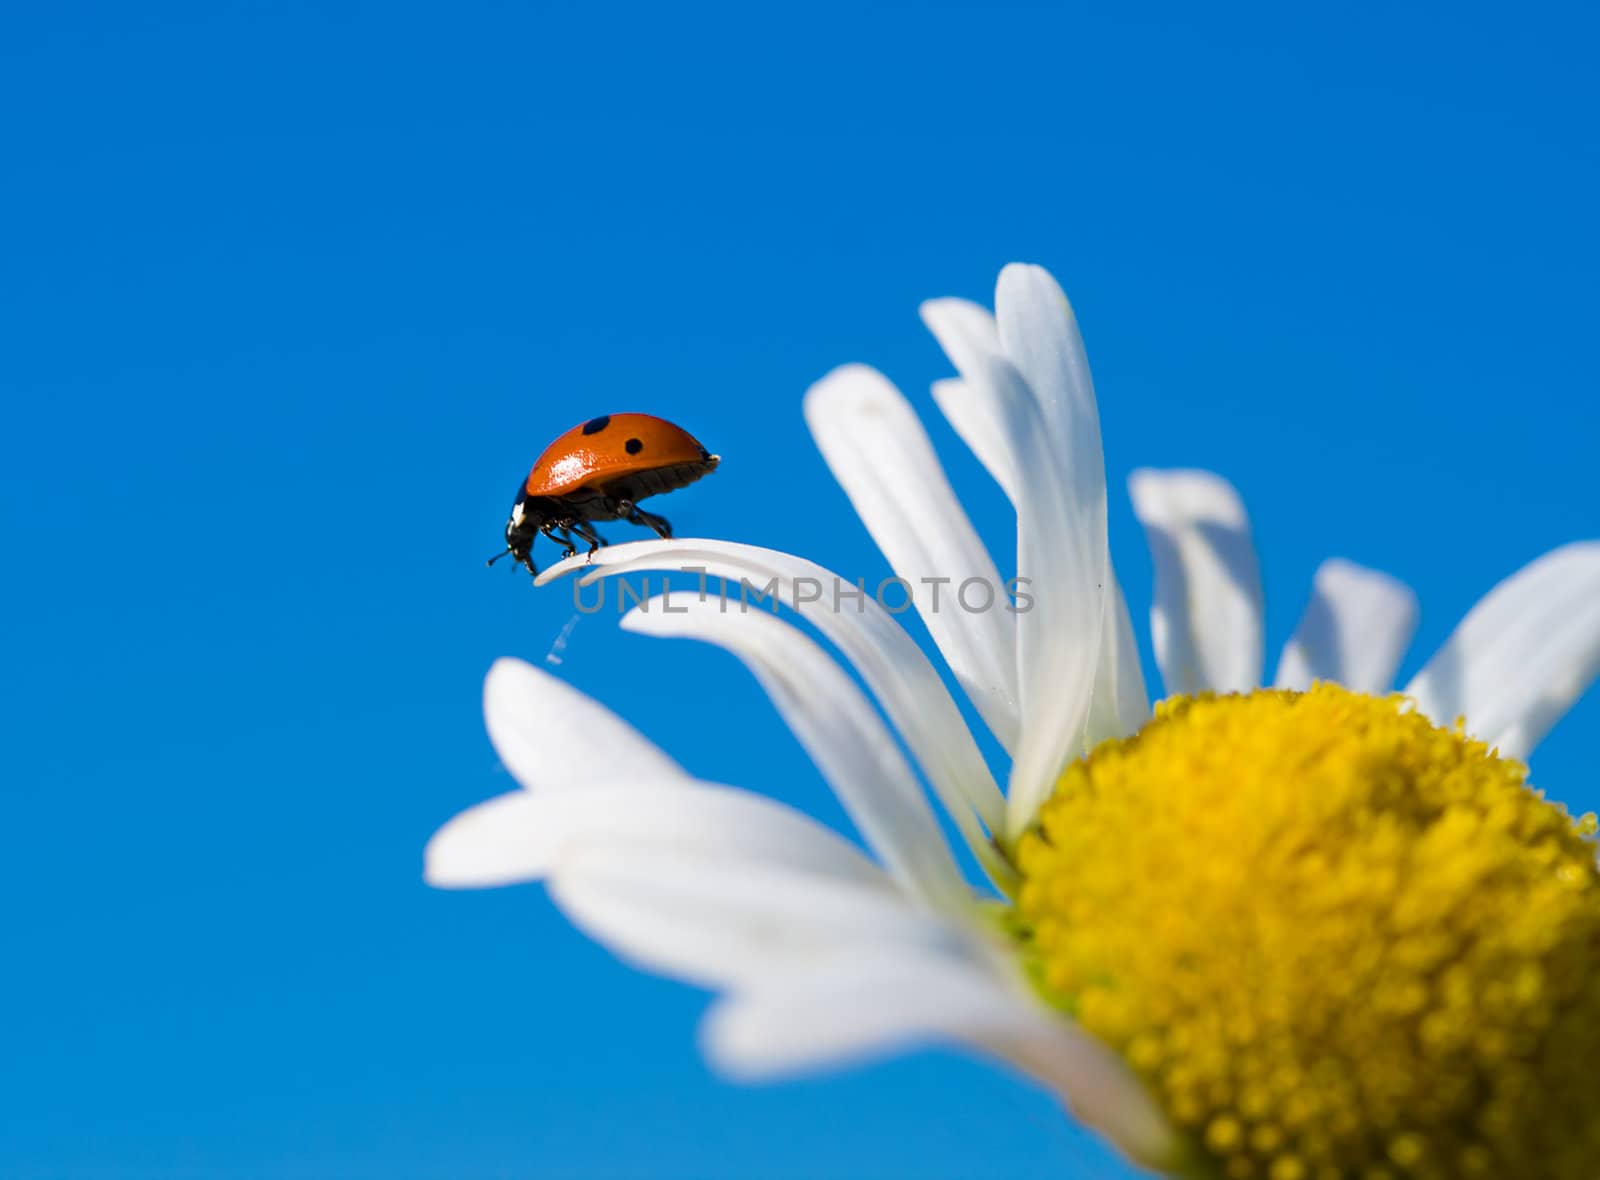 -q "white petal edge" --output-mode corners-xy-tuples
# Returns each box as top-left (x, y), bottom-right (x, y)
(1086, 568), (1153, 744)
(921, 300), (1022, 511)
(805, 364), (1021, 752)
(484, 657), (687, 792)
(994, 267), (1117, 753)
(549, 844), (967, 990)
(931, 378), (1019, 504)
(424, 781), (885, 891)
(535, 539), (1008, 866)
(922, 290), (1107, 838)
(1405, 541), (1600, 760)
(622, 594), (972, 908)
(701, 954), (1181, 1171)
(1128, 468), (1264, 696)
(993, 265), (1104, 502)
(1275, 558), (1418, 694)
(932, 371), (1148, 746)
